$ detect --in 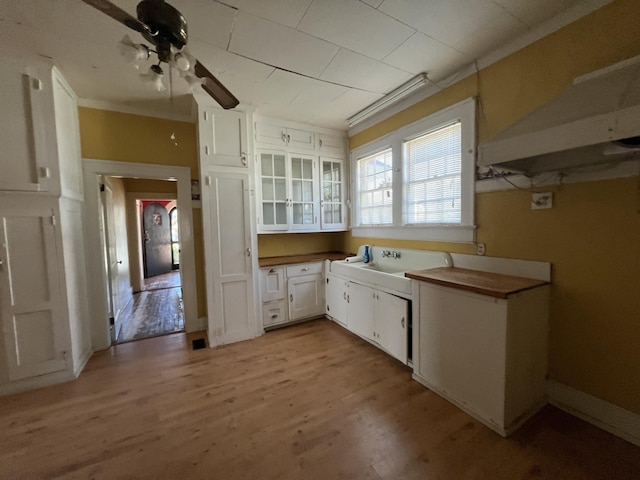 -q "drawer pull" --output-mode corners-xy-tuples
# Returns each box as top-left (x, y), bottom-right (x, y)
(301, 267), (309, 272)
(271, 314), (278, 319)
(290, 294), (293, 302)
(269, 268), (276, 273)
